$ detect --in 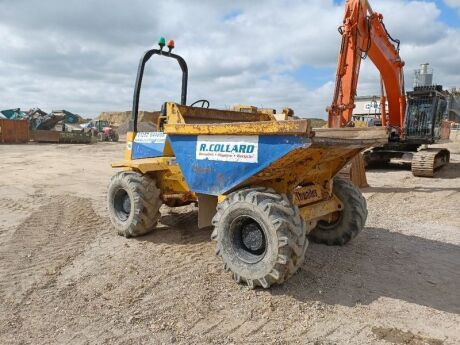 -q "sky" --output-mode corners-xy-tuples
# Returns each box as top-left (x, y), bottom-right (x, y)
(0, 0), (459, 119)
